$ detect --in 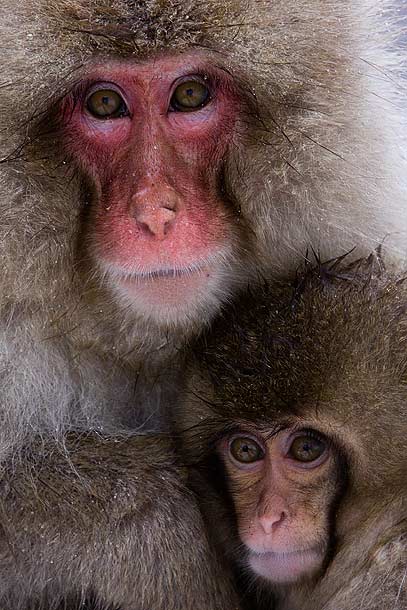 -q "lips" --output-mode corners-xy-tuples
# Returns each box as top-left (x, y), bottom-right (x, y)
(119, 266), (206, 280)
(98, 253), (236, 323)
(247, 546), (323, 583)
(106, 263), (216, 316)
